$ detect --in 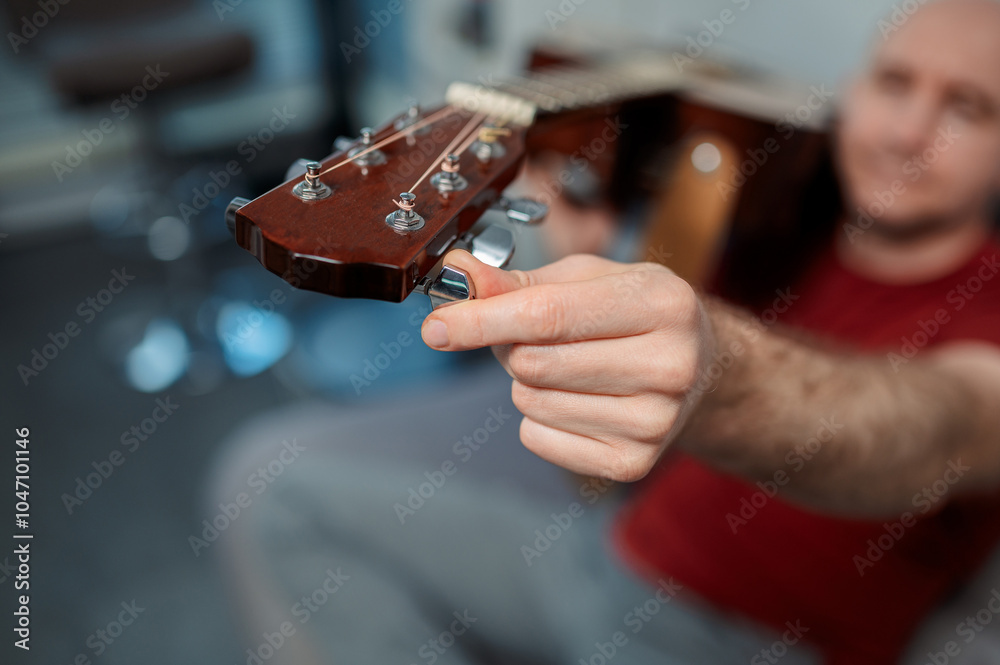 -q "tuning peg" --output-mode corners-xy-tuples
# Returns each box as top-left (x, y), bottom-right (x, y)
(292, 161), (332, 201)
(470, 125), (510, 163)
(431, 153), (468, 193)
(284, 158), (311, 181)
(348, 127), (387, 167)
(394, 100), (427, 132)
(333, 136), (355, 152)
(225, 197), (251, 236)
(421, 264), (475, 310)
(492, 196), (548, 225)
(462, 224), (514, 268)
(385, 192), (425, 231)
